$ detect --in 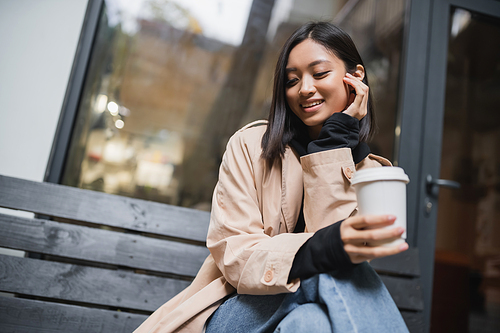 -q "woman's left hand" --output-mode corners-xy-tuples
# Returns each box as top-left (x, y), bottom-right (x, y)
(342, 73), (369, 120)
(340, 214), (409, 264)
